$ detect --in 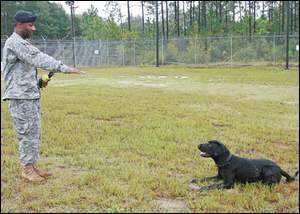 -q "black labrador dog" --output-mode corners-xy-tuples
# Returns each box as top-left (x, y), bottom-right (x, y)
(190, 140), (298, 191)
